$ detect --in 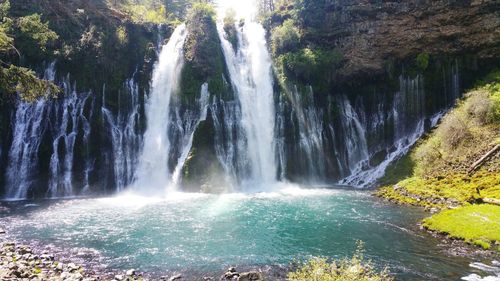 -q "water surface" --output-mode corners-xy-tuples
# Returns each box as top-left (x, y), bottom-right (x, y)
(0, 186), (497, 280)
